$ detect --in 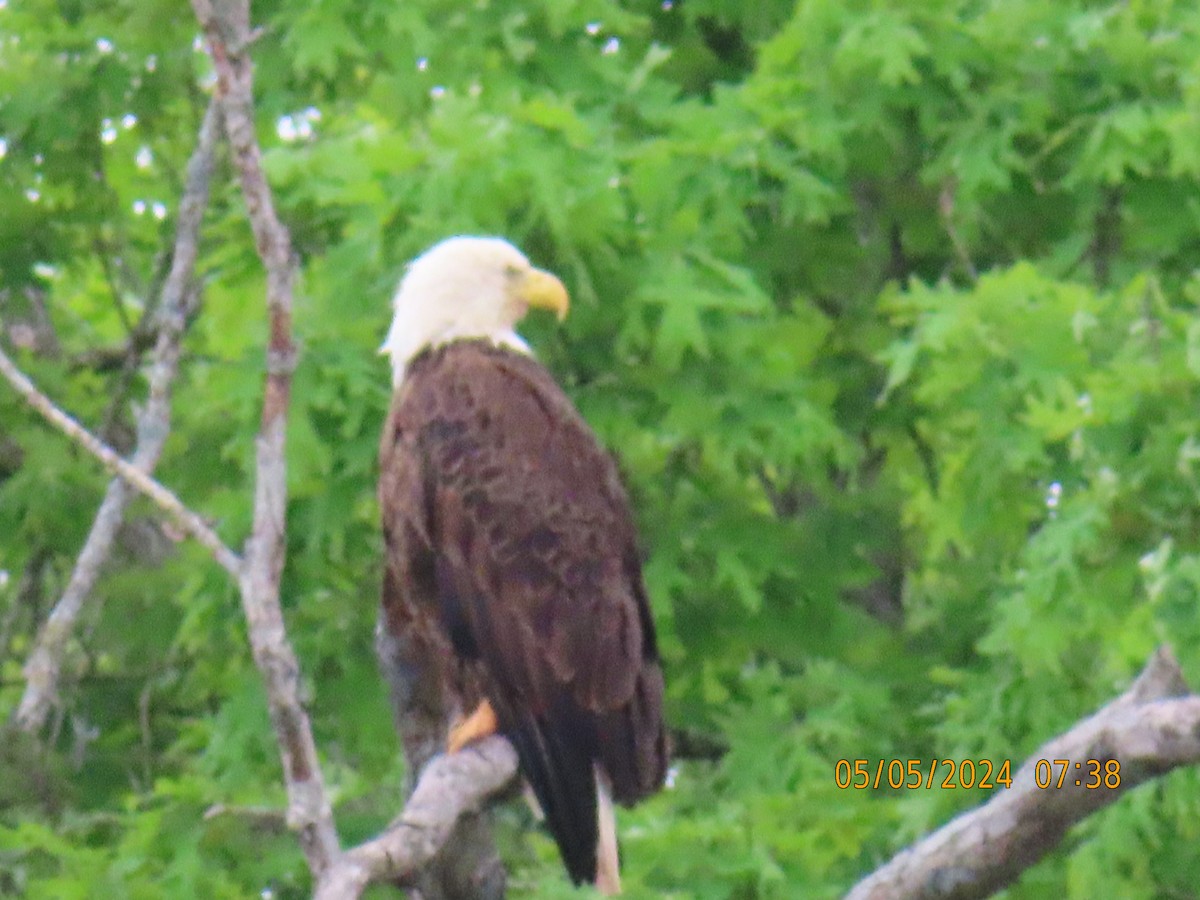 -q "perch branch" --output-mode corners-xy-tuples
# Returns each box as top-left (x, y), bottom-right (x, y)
(13, 99), (223, 735)
(847, 645), (1200, 900)
(315, 737), (520, 900)
(192, 0), (340, 876)
(0, 347), (241, 577)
